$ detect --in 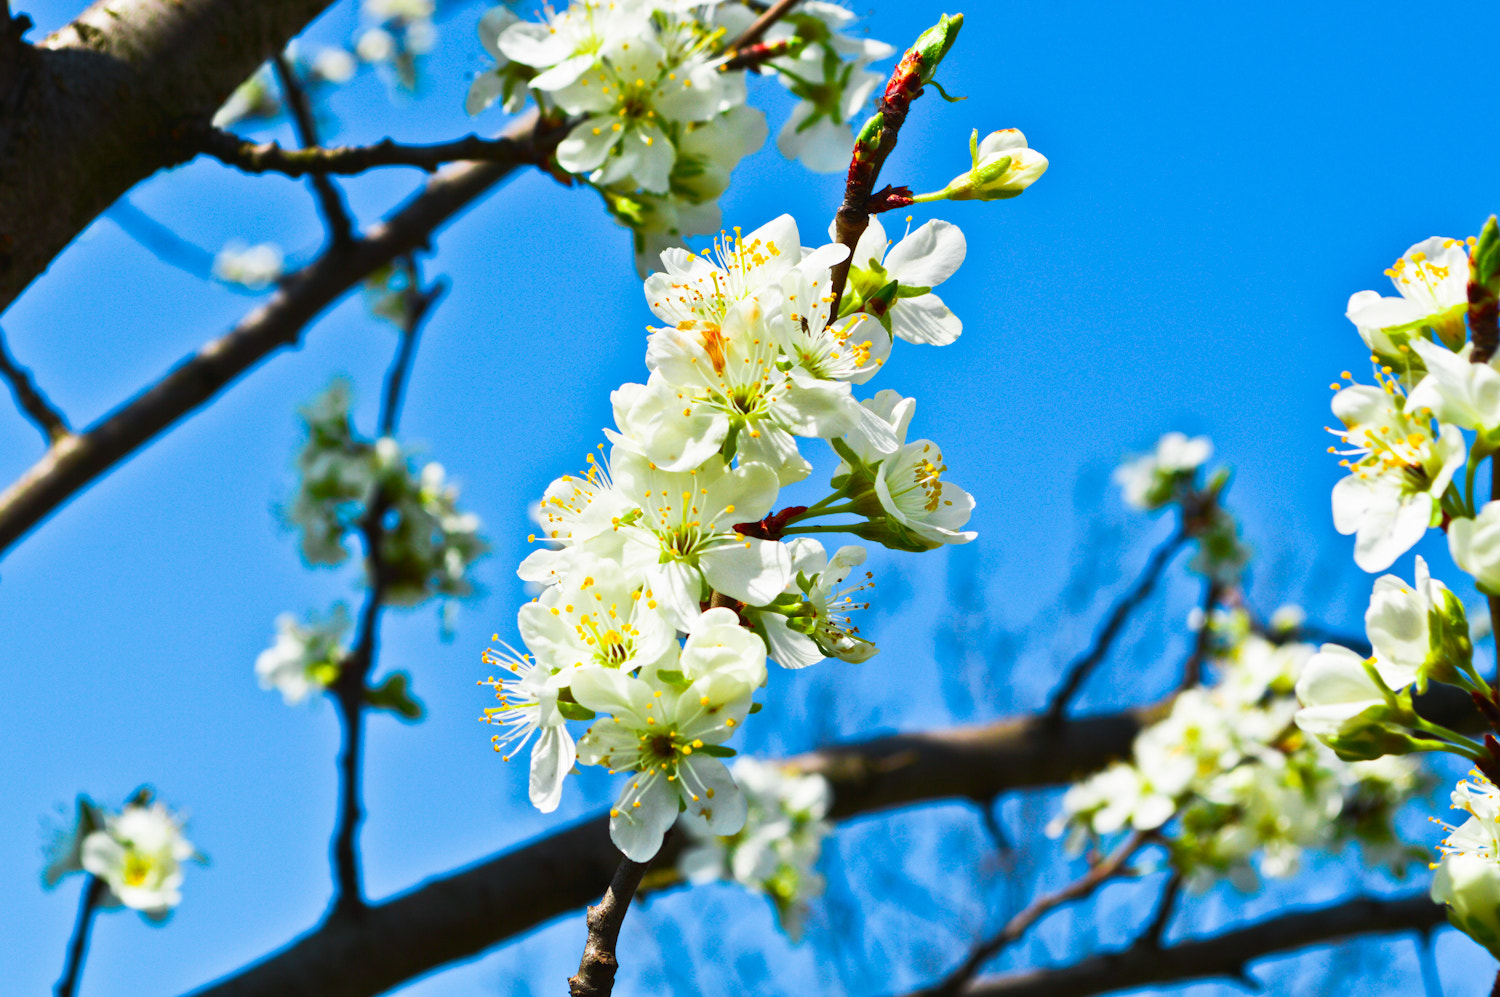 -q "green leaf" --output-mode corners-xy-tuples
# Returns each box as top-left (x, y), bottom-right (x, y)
(366, 671), (425, 722)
